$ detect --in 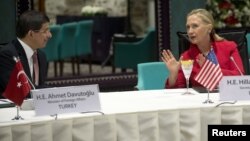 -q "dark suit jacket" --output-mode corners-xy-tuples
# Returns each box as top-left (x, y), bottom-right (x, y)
(0, 39), (48, 98)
